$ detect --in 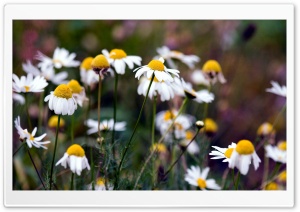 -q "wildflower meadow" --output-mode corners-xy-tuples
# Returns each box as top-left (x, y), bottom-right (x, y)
(12, 20), (287, 191)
